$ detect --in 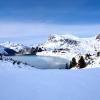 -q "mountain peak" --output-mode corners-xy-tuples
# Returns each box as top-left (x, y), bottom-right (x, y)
(96, 34), (100, 40)
(48, 34), (79, 42)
